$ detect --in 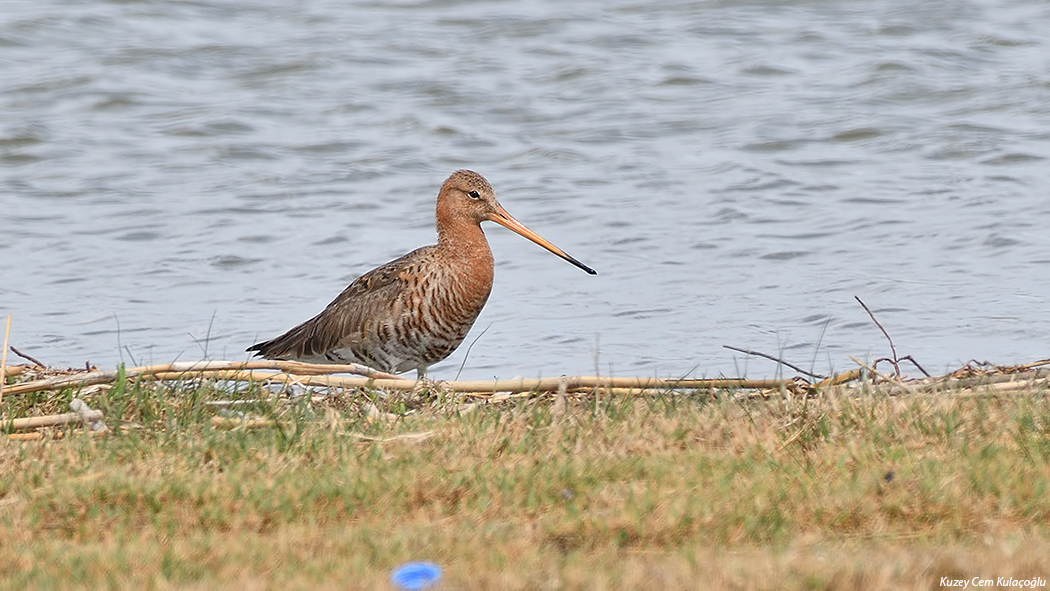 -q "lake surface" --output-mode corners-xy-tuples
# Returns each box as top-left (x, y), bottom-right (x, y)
(2, 0), (1049, 380)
